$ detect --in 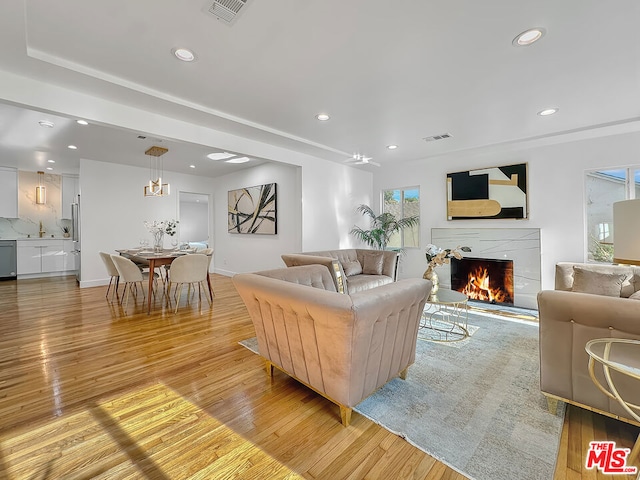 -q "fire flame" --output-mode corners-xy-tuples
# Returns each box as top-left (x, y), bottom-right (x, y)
(461, 267), (510, 303)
